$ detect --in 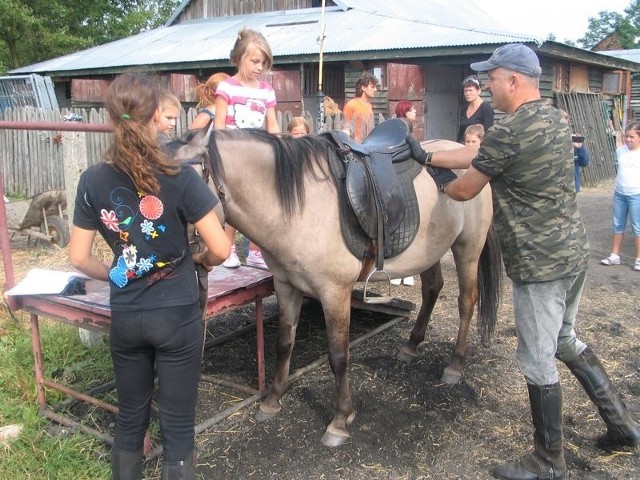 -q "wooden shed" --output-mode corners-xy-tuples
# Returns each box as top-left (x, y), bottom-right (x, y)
(7, 0), (640, 186)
